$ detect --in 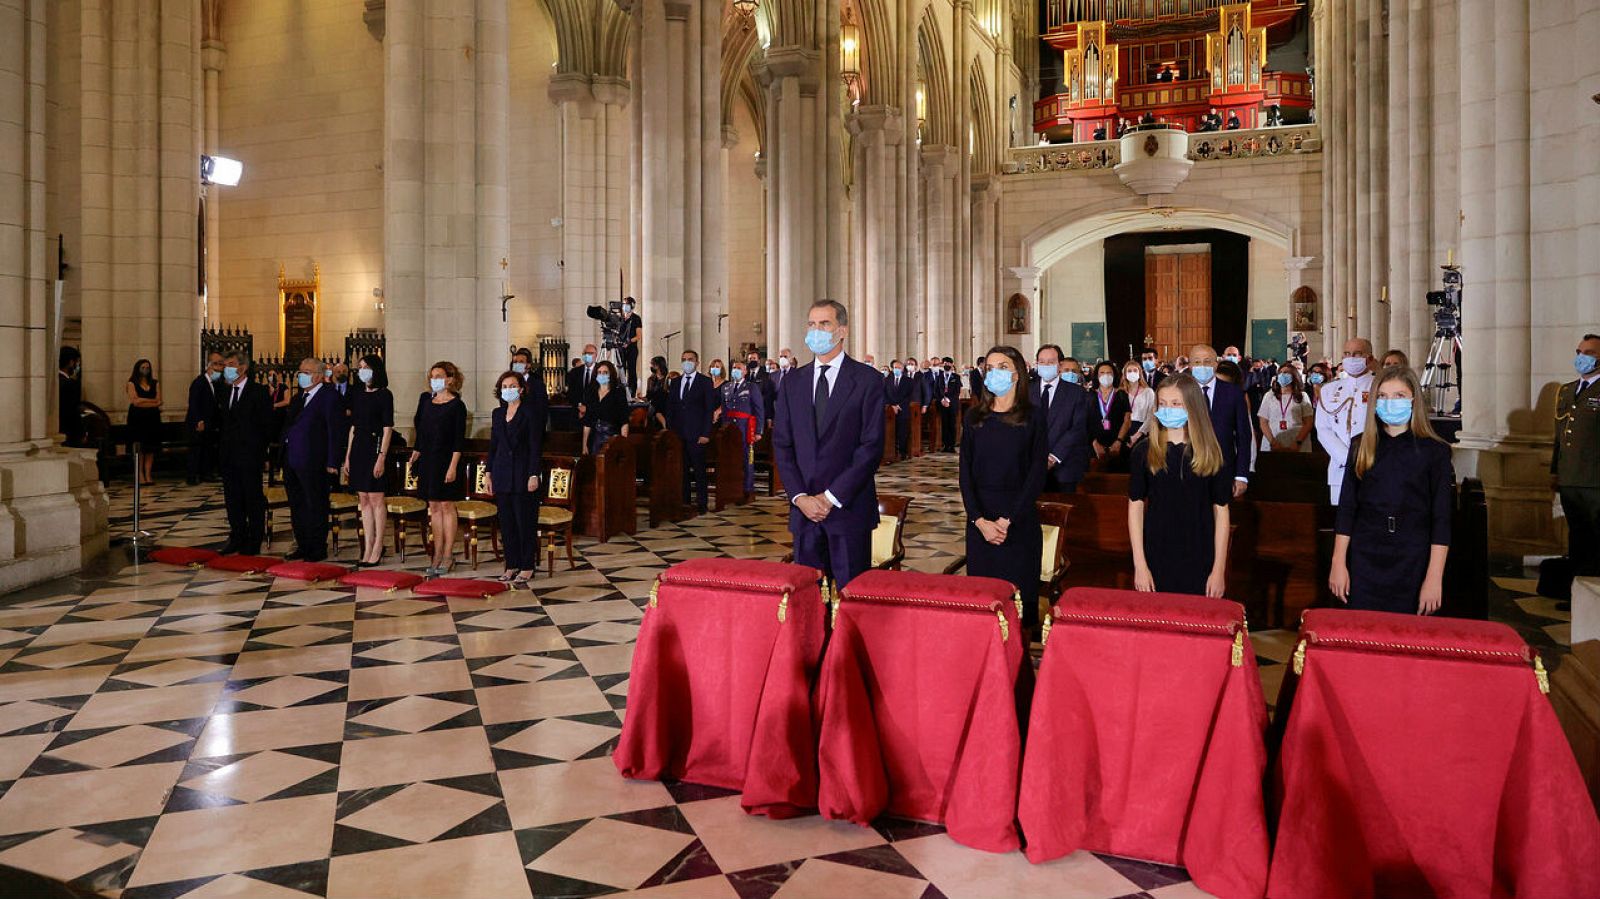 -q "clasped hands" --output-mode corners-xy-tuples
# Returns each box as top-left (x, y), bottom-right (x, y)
(796, 494), (833, 523)
(974, 517), (1010, 545)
